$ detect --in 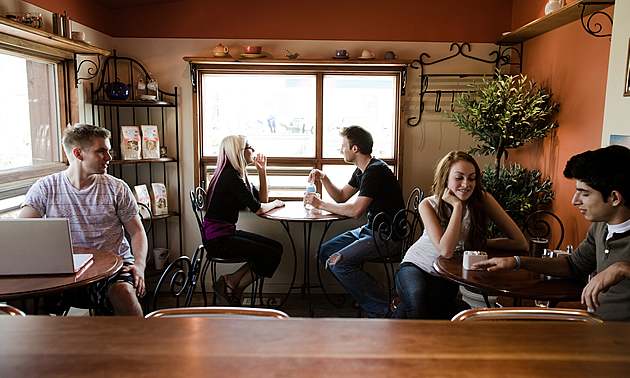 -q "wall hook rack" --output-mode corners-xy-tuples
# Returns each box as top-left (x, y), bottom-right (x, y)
(407, 42), (504, 127)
